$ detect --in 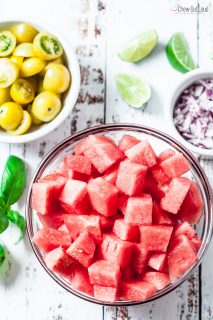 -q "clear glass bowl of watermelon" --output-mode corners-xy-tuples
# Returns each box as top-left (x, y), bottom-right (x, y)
(26, 124), (213, 306)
